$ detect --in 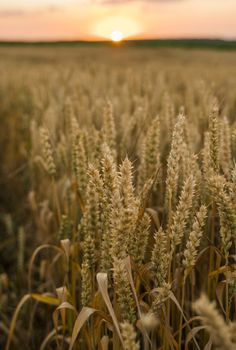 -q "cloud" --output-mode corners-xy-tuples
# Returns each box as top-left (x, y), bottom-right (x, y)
(0, 10), (26, 17)
(0, 0), (185, 17)
(0, 6), (64, 18)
